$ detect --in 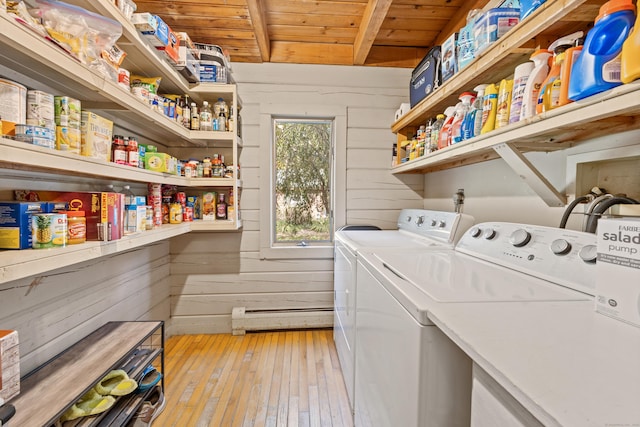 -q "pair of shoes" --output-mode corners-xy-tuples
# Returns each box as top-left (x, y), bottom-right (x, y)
(95, 369), (138, 396)
(128, 386), (166, 426)
(136, 365), (163, 393)
(60, 389), (116, 422)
